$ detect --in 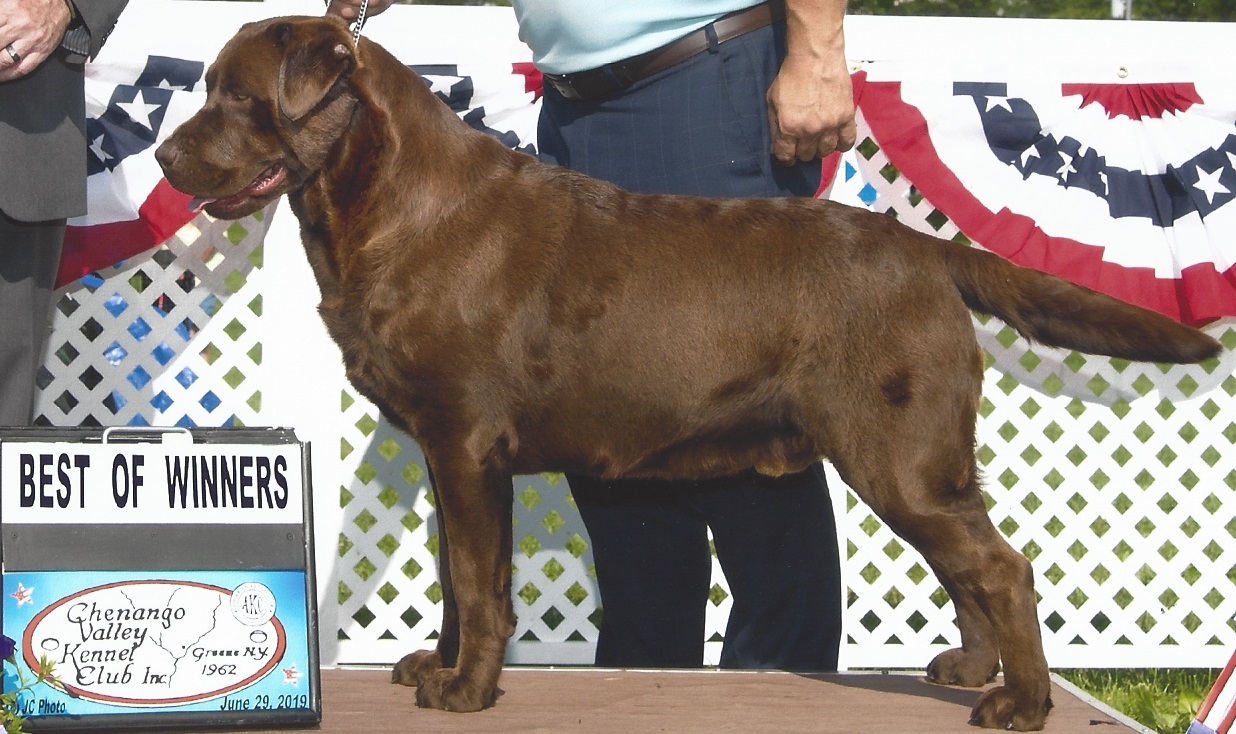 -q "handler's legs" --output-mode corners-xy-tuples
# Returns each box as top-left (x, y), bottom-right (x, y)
(570, 474), (714, 668)
(572, 470), (841, 671)
(707, 465), (842, 671)
(0, 210), (64, 426)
